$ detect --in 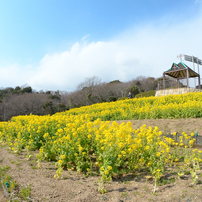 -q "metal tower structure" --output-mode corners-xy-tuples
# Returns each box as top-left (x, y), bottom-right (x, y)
(177, 54), (202, 88)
